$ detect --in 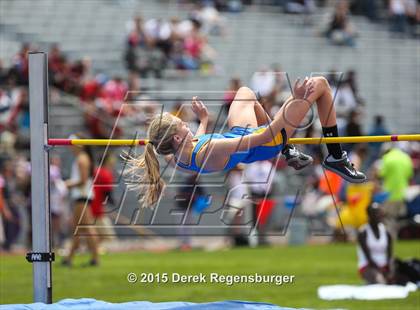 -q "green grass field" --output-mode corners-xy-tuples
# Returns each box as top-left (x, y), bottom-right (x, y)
(1, 241), (419, 309)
